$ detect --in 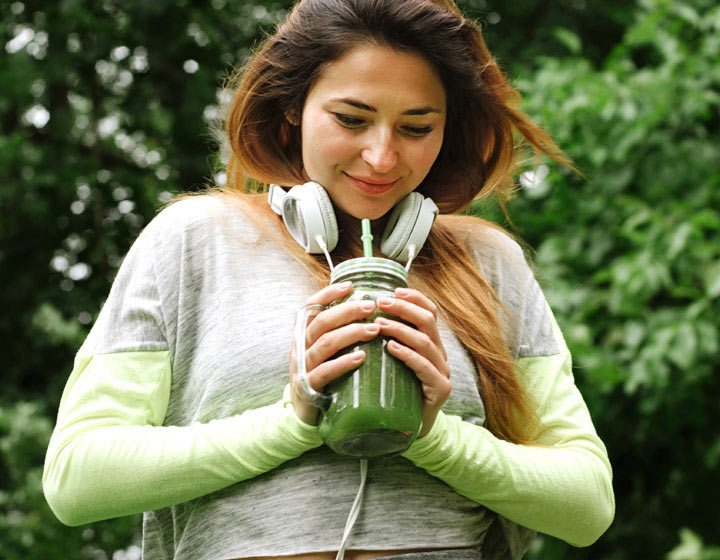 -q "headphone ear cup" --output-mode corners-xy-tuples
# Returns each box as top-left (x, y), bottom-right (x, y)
(380, 193), (422, 260)
(280, 182), (339, 253)
(308, 182), (339, 250)
(381, 192), (439, 263)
